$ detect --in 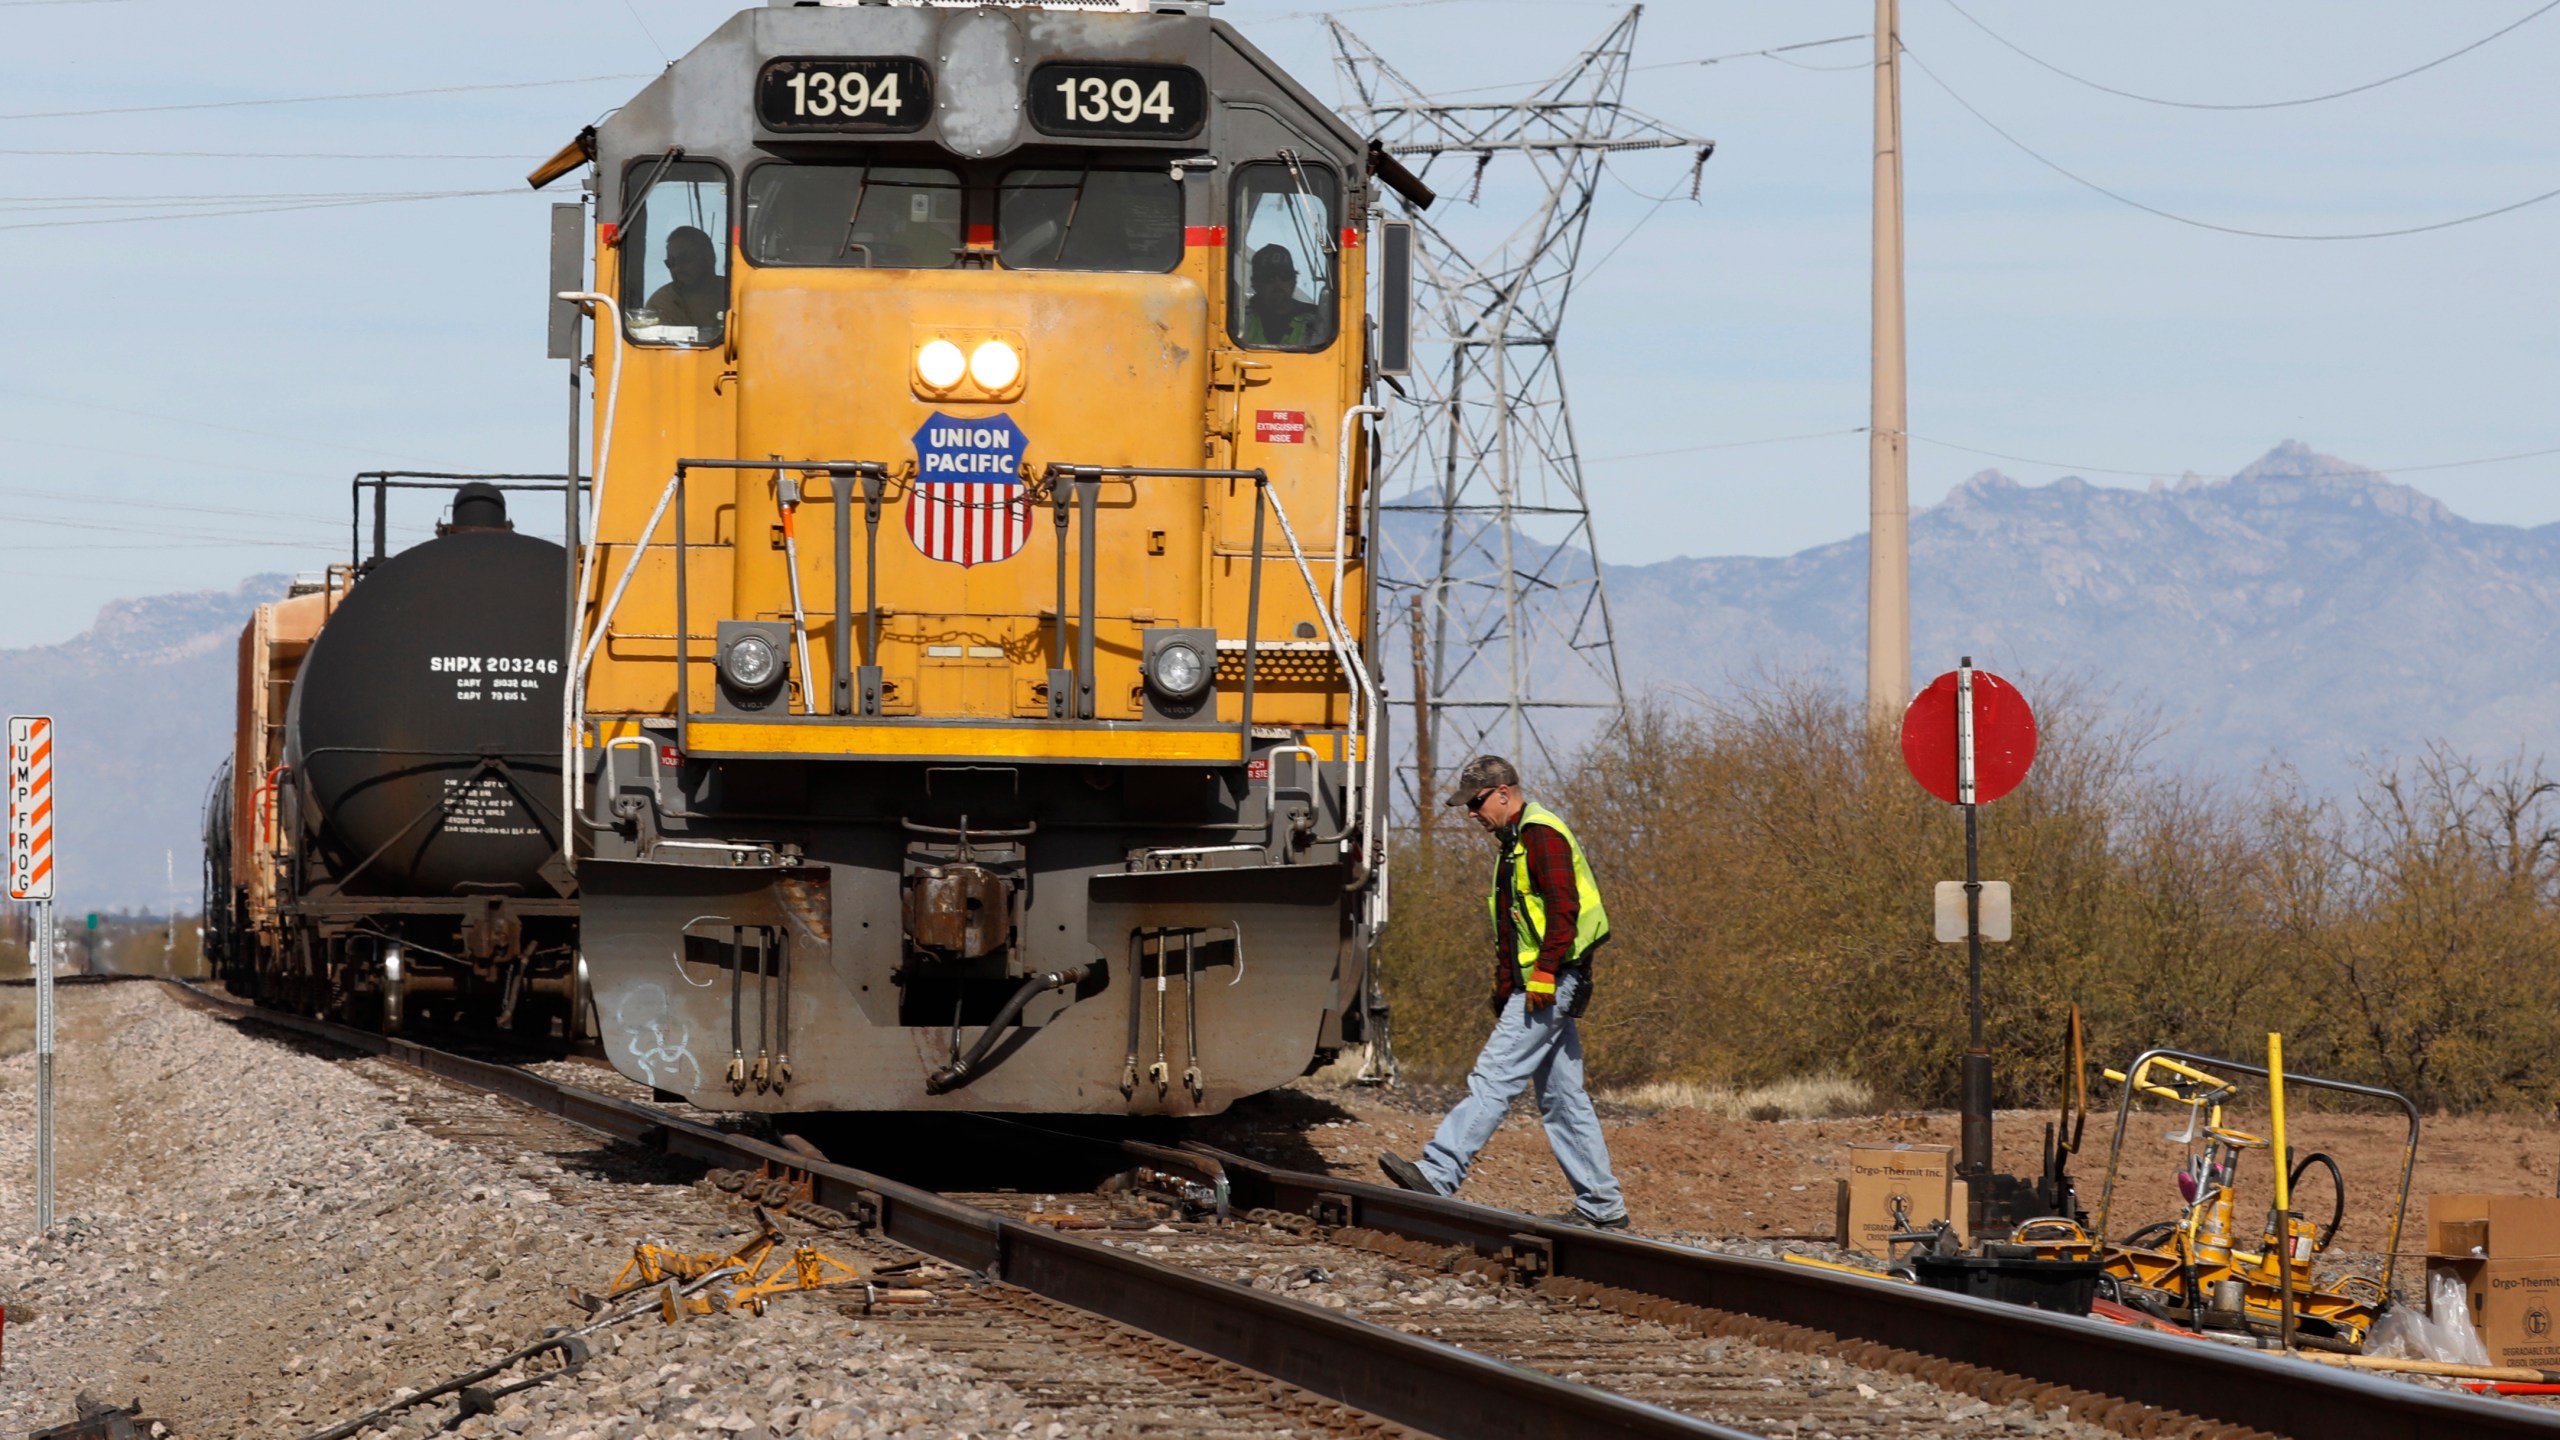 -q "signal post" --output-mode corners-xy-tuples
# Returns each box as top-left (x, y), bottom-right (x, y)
(1900, 663), (2036, 1234)
(8, 715), (55, 1234)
